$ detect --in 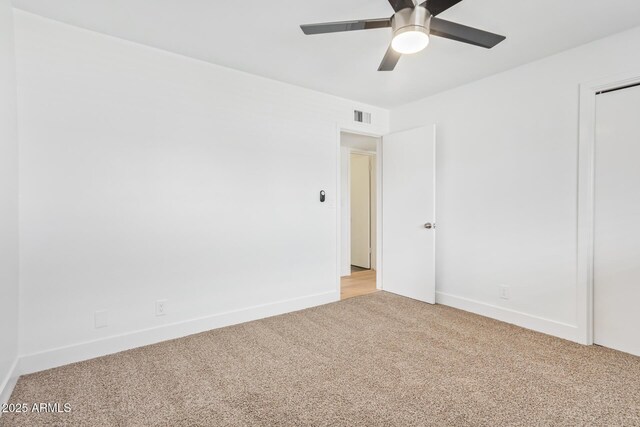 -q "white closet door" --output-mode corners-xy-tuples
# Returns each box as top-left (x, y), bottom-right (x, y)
(350, 153), (371, 269)
(594, 84), (640, 357)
